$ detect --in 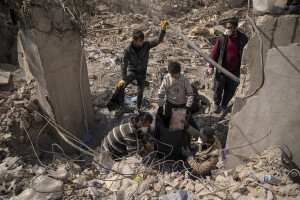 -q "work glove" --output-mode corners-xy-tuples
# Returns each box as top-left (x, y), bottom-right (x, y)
(145, 143), (152, 152)
(157, 106), (163, 116)
(162, 21), (167, 31)
(181, 147), (191, 158)
(185, 106), (191, 121)
(117, 80), (126, 88)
